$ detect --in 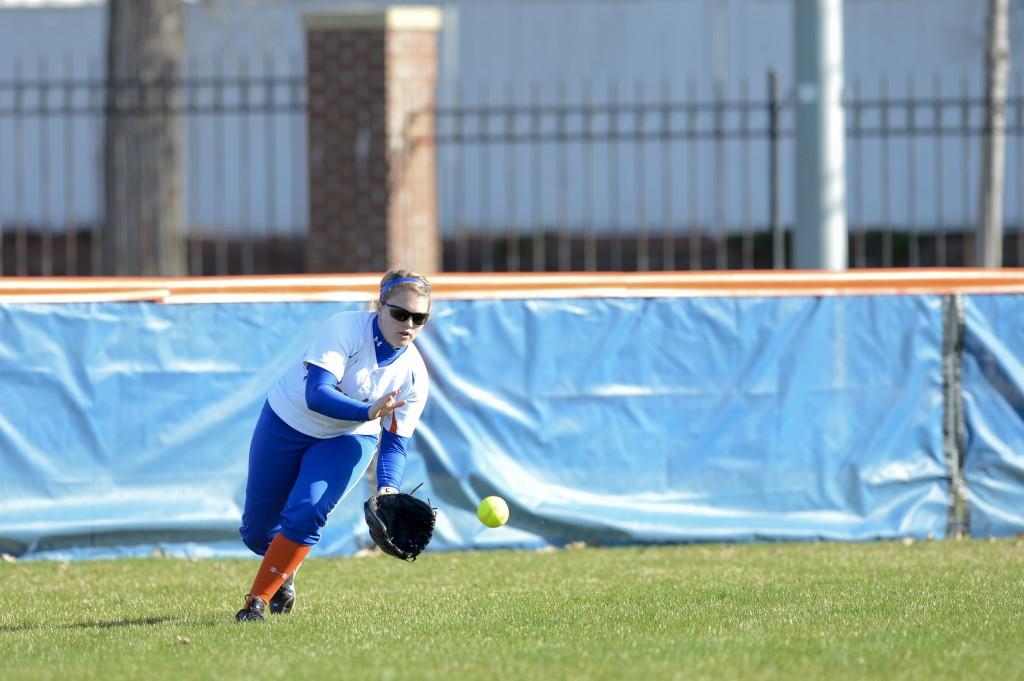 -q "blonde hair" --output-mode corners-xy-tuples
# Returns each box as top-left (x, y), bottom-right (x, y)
(370, 269), (432, 311)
